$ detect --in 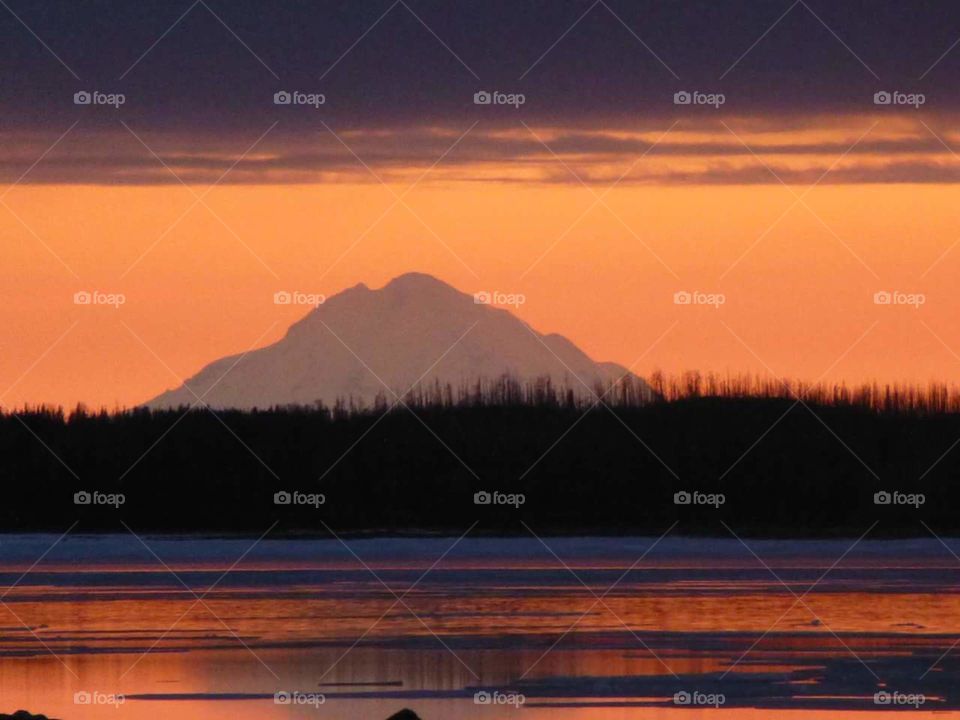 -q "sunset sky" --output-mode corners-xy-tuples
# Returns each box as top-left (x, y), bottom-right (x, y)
(2, 0), (960, 409)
